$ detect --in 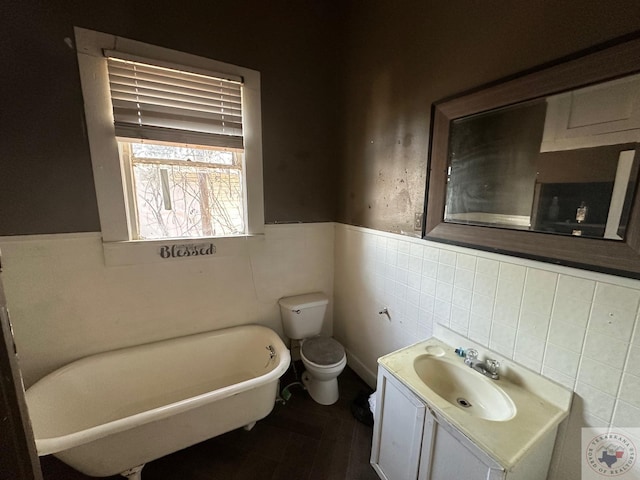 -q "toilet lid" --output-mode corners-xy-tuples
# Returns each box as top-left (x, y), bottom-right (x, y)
(301, 337), (345, 366)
